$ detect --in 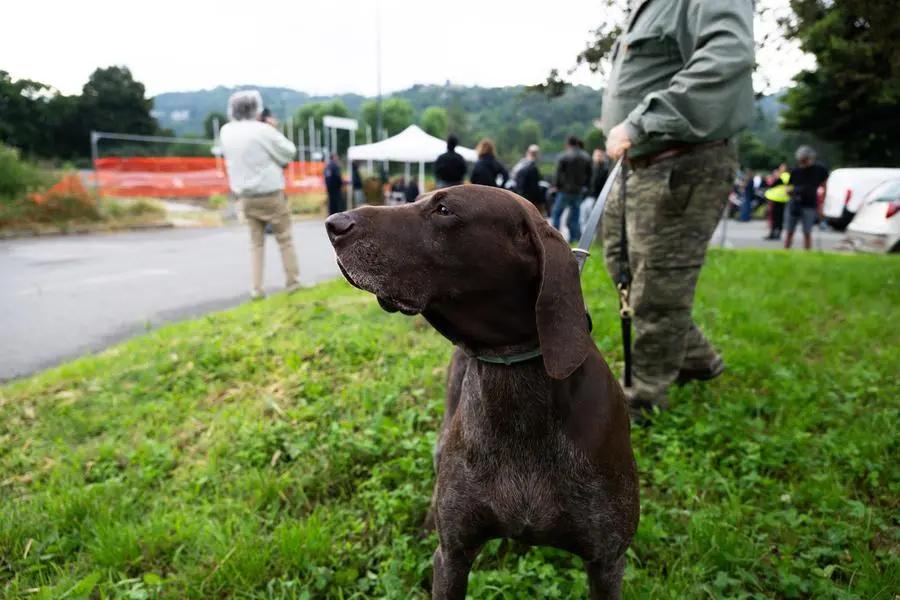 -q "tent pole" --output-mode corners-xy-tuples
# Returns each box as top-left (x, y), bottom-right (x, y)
(419, 161), (425, 198)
